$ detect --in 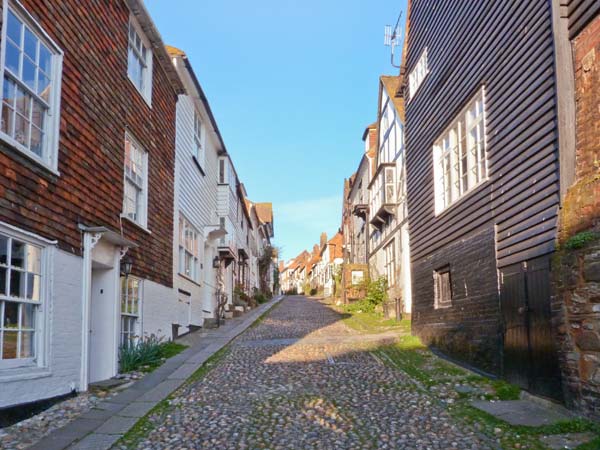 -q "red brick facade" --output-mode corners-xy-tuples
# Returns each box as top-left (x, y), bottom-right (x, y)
(559, 13), (600, 241)
(0, 1), (179, 287)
